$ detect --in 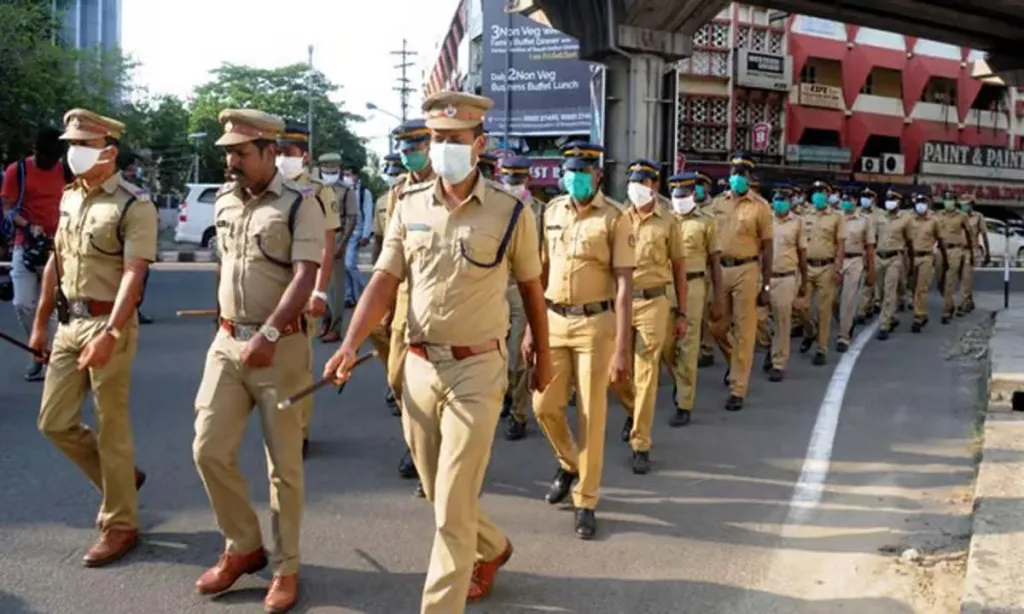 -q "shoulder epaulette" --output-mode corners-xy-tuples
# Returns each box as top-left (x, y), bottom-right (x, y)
(282, 180), (314, 198)
(118, 177), (150, 200)
(401, 178), (435, 197)
(216, 181), (237, 197)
